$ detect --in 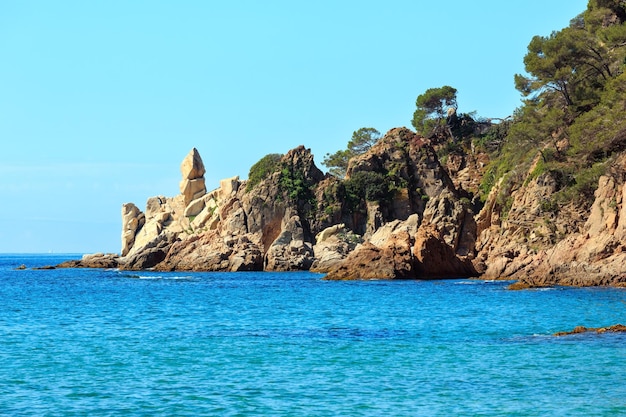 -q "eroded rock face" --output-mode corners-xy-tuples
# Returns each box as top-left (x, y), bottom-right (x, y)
(121, 203), (145, 256)
(264, 211), (315, 271)
(91, 131), (484, 279)
(413, 223), (476, 278)
(122, 232), (176, 270)
(475, 153), (626, 288)
(155, 231), (264, 272)
(324, 230), (415, 280)
(179, 148), (207, 206)
(323, 215), (477, 280)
